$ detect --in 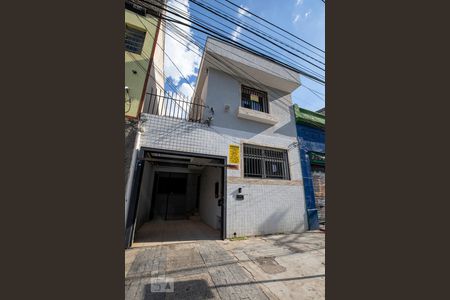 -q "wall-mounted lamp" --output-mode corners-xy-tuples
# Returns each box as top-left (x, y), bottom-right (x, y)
(125, 86), (131, 102)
